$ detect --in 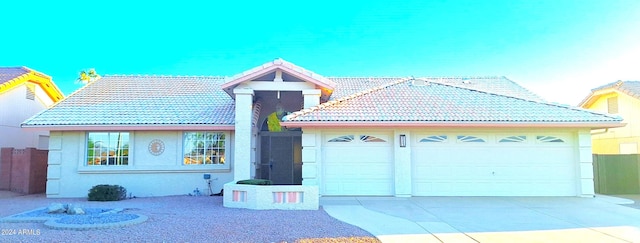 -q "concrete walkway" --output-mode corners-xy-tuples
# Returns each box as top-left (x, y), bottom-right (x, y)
(321, 195), (640, 243)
